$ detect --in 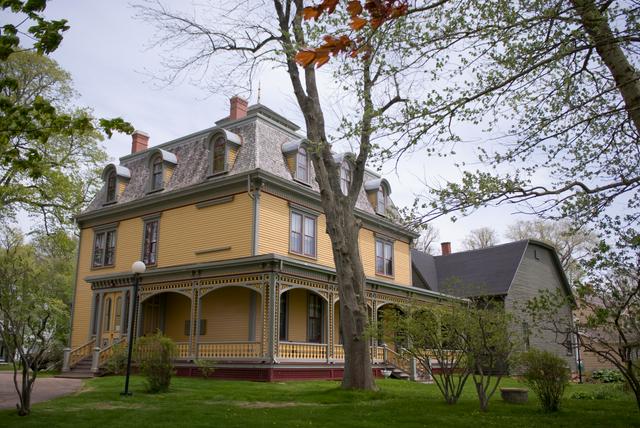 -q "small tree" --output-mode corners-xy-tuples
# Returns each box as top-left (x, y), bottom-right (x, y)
(387, 303), (471, 404)
(0, 228), (67, 416)
(519, 349), (571, 412)
(135, 333), (177, 393)
(460, 299), (517, 412)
